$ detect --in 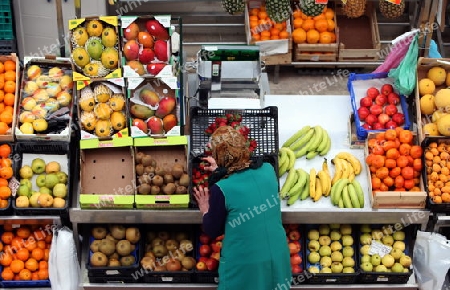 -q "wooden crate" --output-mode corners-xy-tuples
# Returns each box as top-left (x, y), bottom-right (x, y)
(337, 3), (381, 61)
(365, 133), (427, 209)
(416, 57), (450, 142)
